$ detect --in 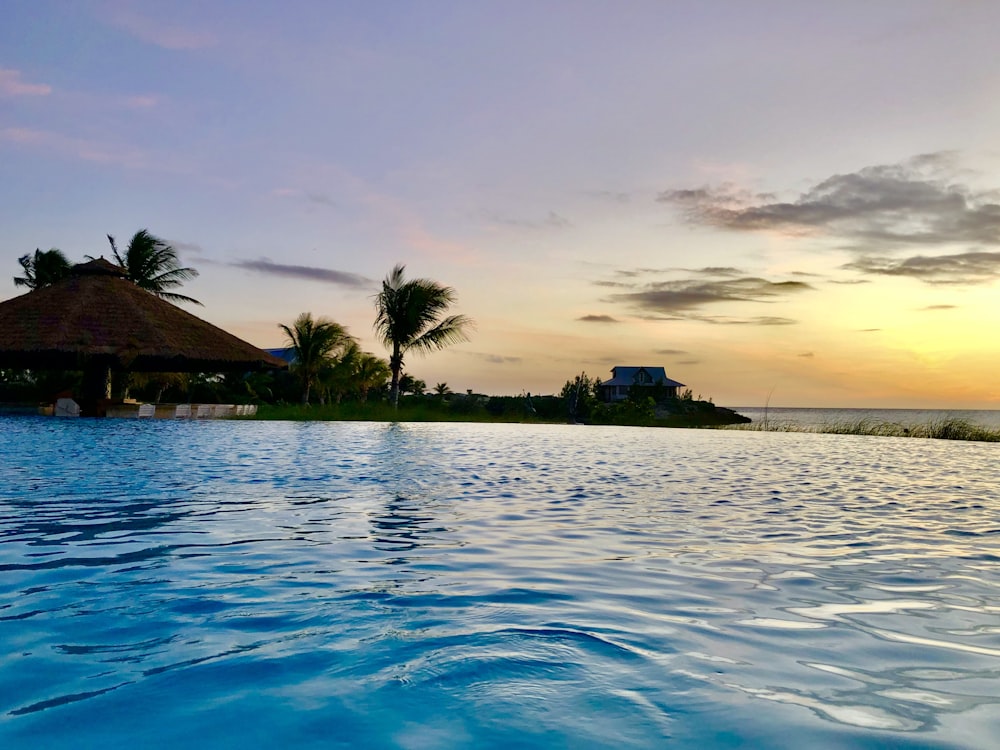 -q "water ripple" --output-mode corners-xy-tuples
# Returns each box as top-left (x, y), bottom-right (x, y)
(0, 418), (998, 748)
